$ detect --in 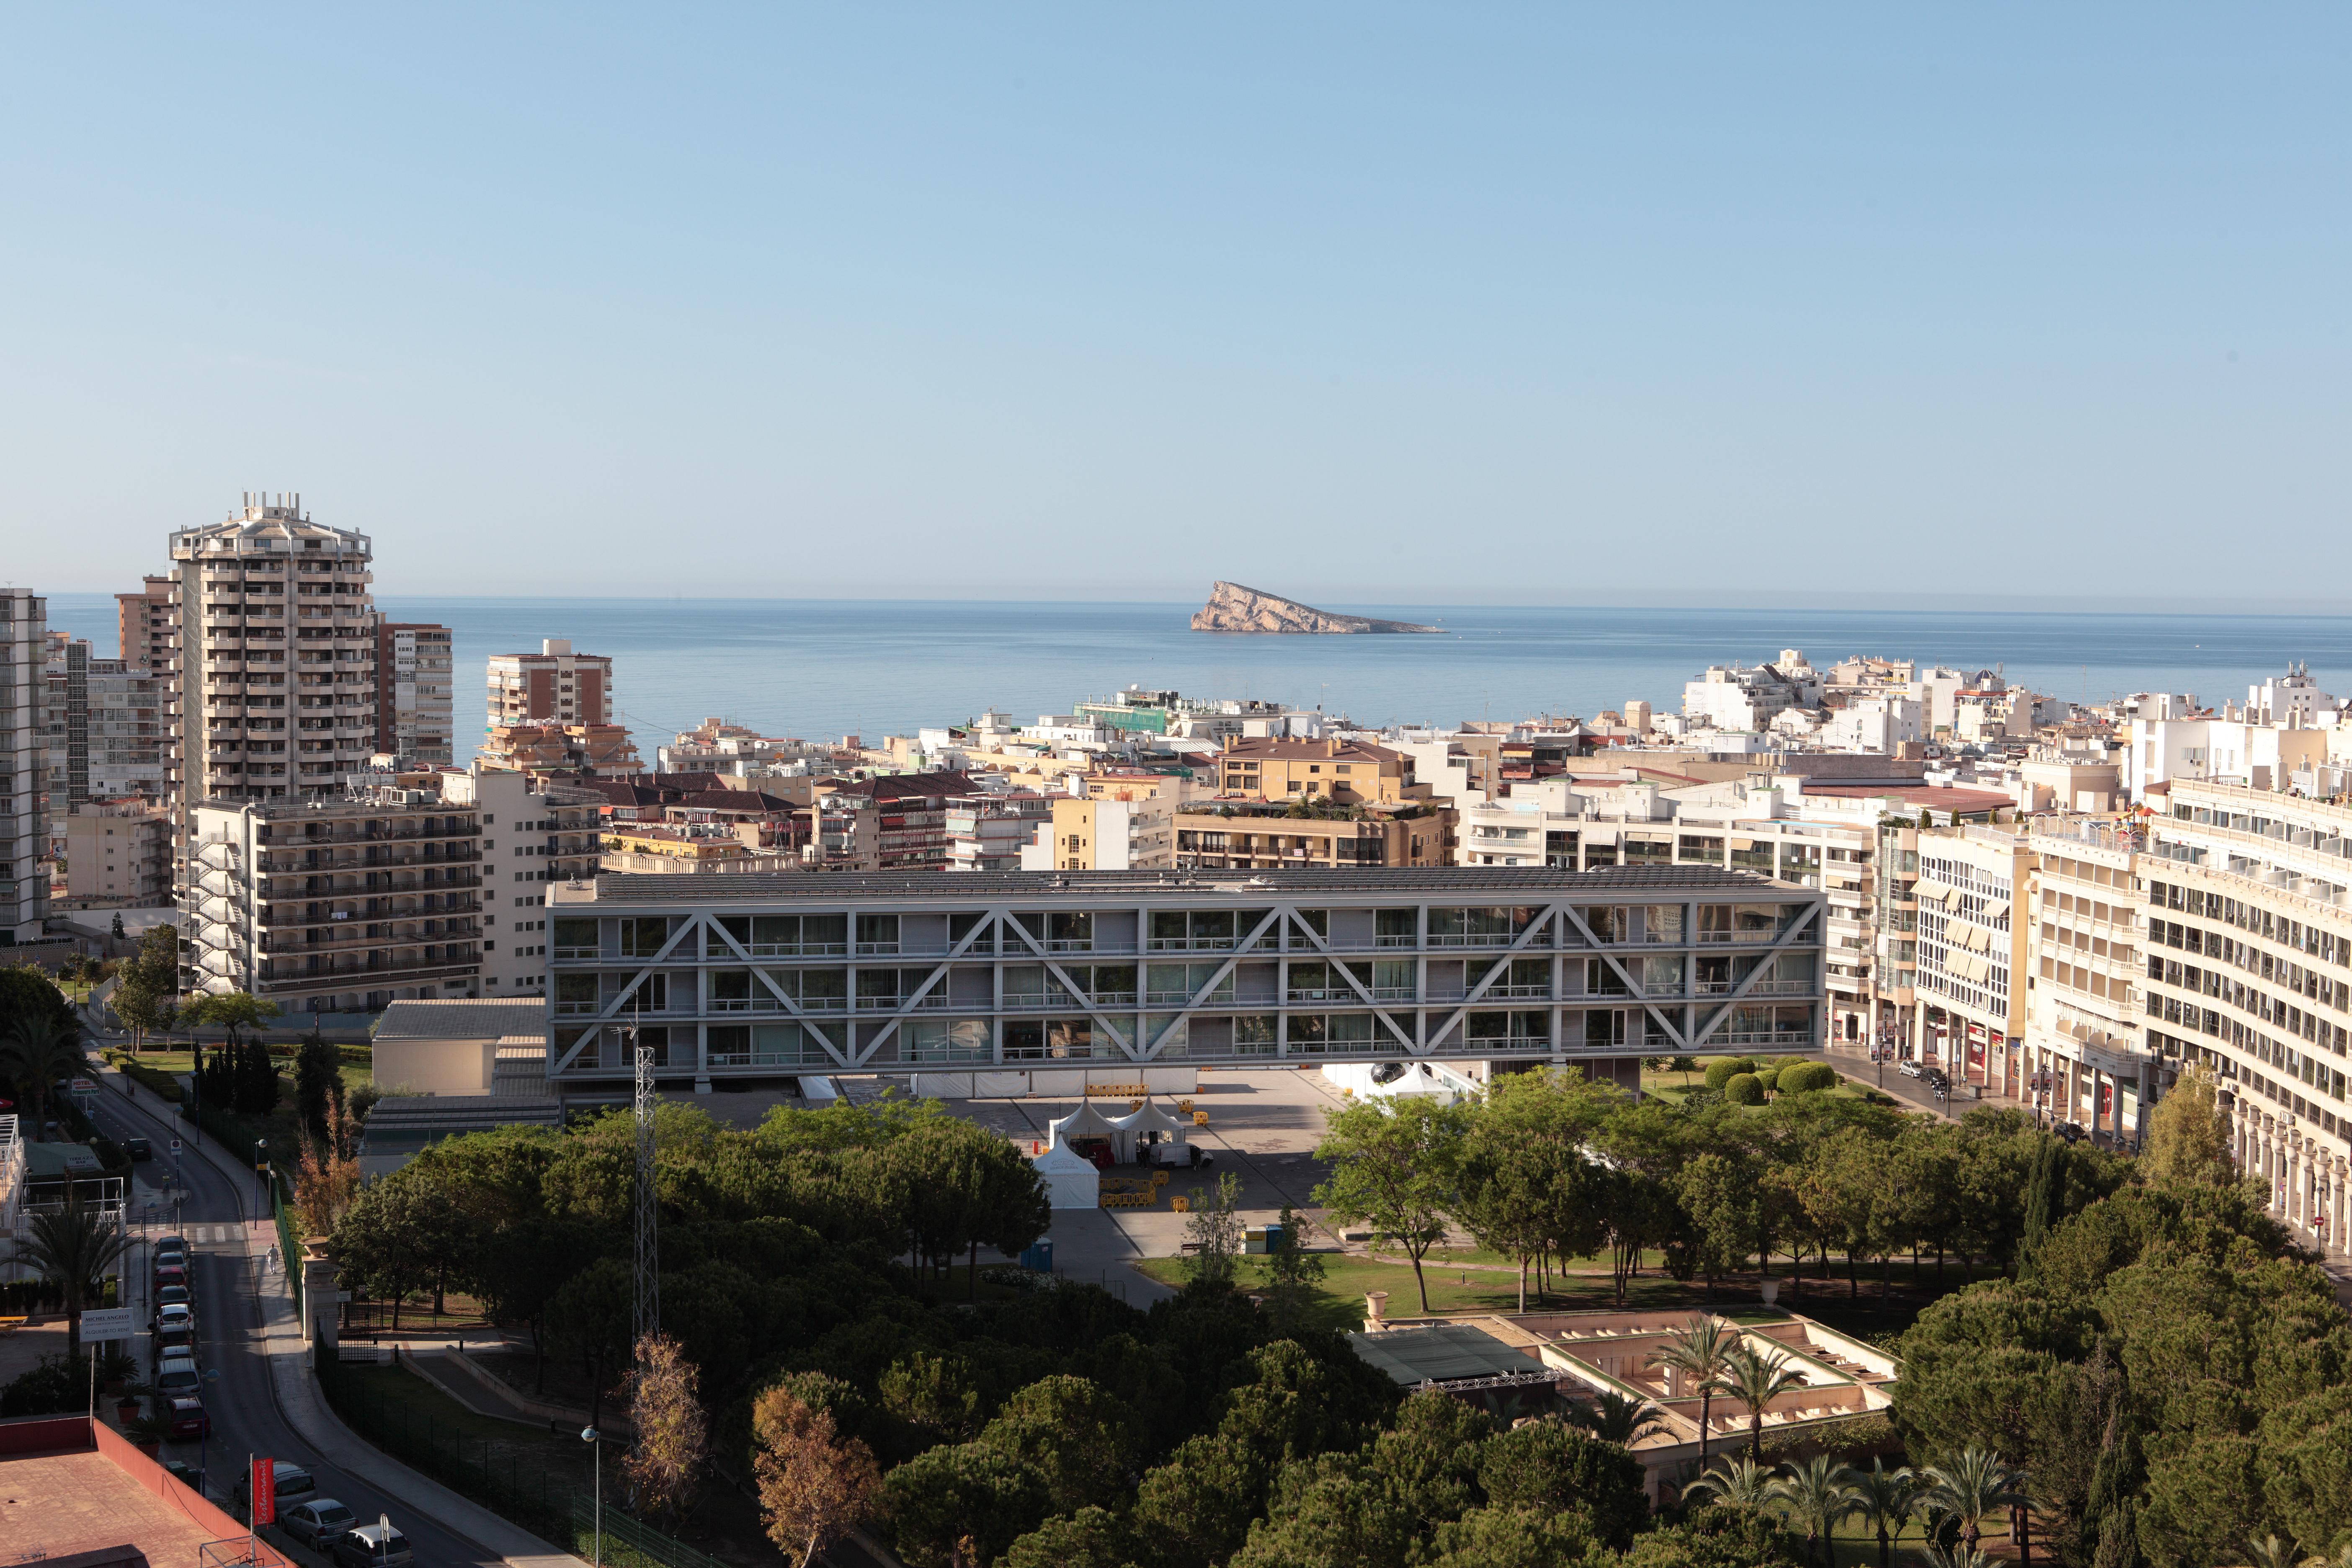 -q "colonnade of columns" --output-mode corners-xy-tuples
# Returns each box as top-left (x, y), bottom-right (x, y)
(2237, 1108), (2349, 1253)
